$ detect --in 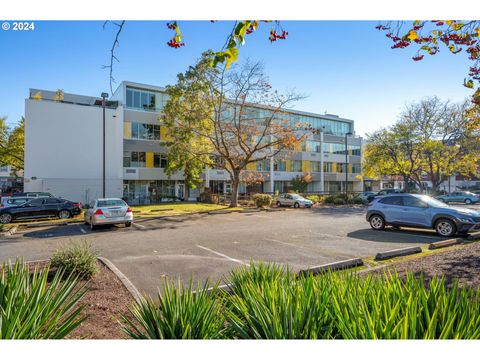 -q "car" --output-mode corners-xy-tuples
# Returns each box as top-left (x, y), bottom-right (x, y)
(12, 192), (53, 198)
(366, 188), (403, 203)
(366, 194), (480, 237)
(355, 192), (376, 203)
(83, 198), (133, 230)
(0, 197), (82, 224)
(435, 191), (480, 205)
(276, 193), (313, 208)
(0, 196), (30, 208)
